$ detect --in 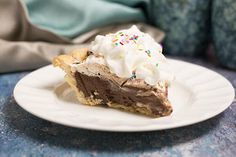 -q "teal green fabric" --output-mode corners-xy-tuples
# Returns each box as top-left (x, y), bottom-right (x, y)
(24, 0), (147, 38)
